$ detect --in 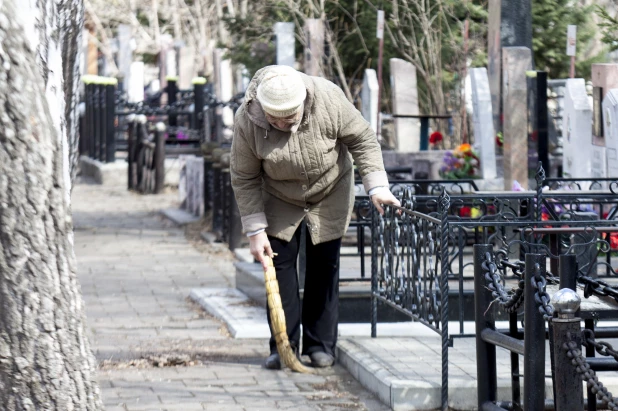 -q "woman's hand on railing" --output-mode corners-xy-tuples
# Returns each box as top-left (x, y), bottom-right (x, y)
(371, 190), (401, 215)
(249, 232), (274, 270)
